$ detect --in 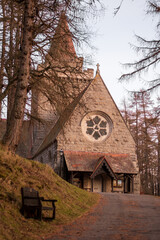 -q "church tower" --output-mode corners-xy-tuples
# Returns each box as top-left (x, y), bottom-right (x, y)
(30, 13), (94, 156)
